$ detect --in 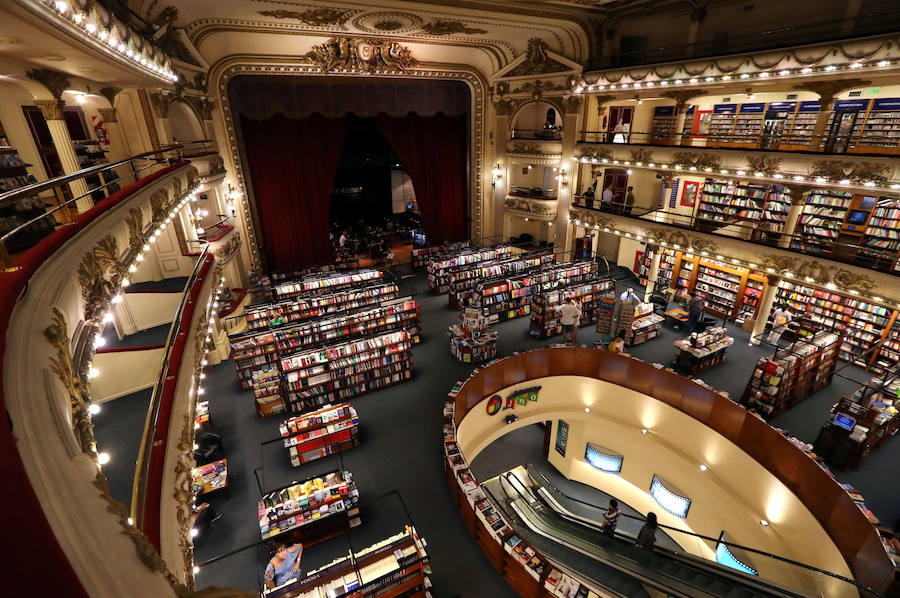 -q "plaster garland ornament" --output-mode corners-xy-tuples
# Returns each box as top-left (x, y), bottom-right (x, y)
(99, 86), (122, 107)
(504, 196), (558, 220)
(206, 156), (226, 178)
(257, 8), (352, 26)
(569, 206), (616, 230)
(746, 155), (782, 177)
(213, 233), (242, 263)
(810, 160), (891, 185)
(420, 19), (487, 36)
(44, 307), (96, 456)
(576, 145), (612, 162)
(172, 175), (184, 198)
(149, 91), (174, 118)
(629, 148), (655, 164)
(173, 413), (197, 588)
(561, 95), (582, 114)
(513, 79), (567, 99)
(492, 97), (521, 116)
(642, 227), (720, 255)
(509, 142), (558, 156)
(151, 190), (169, 225)
(756, 253), (877, 292)
(304, 37), (418, 73)
(671, 151), (722, 171)
(76, 235), (121, 326)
